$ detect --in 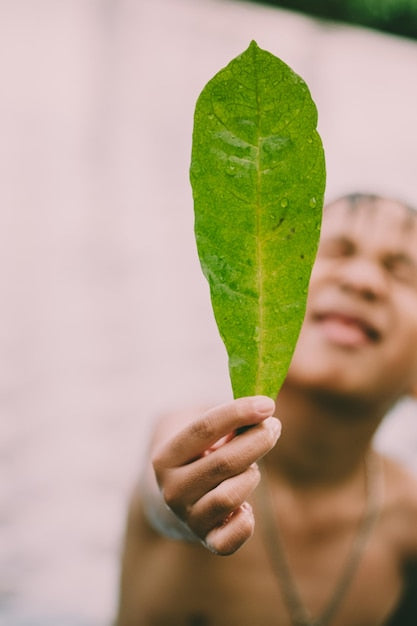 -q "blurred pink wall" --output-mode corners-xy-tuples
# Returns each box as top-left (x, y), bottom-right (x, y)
(0, 1), (416, 624)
